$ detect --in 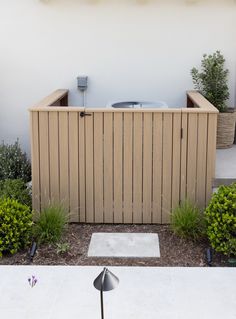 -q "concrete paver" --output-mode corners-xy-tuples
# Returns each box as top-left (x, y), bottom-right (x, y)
(88, 233), (160, 257)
